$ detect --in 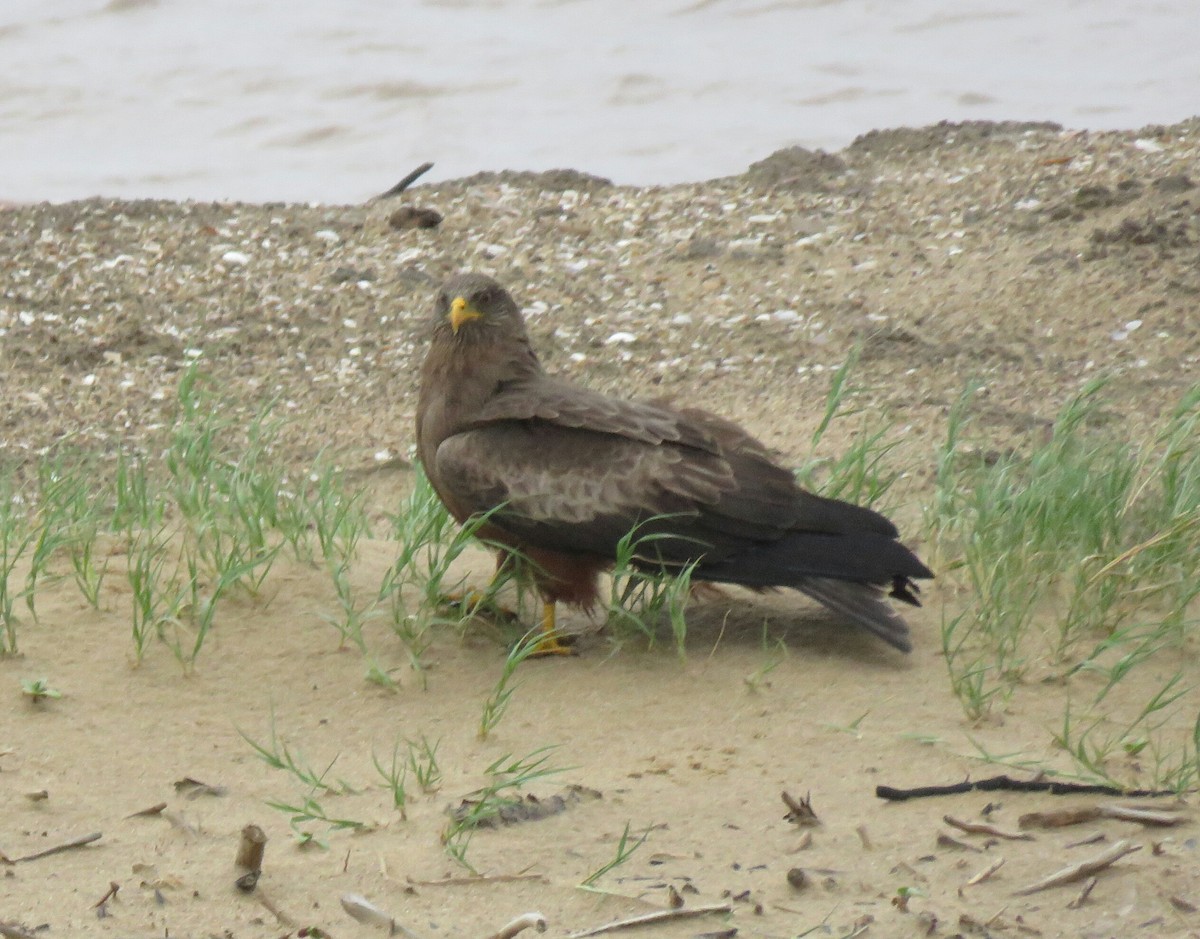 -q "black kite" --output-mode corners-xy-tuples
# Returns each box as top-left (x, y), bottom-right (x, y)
(416, 273), (932, 653)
